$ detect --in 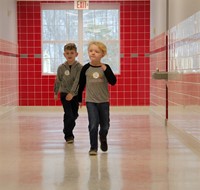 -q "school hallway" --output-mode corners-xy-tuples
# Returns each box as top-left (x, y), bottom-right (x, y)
(1, 107), (200, 190)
